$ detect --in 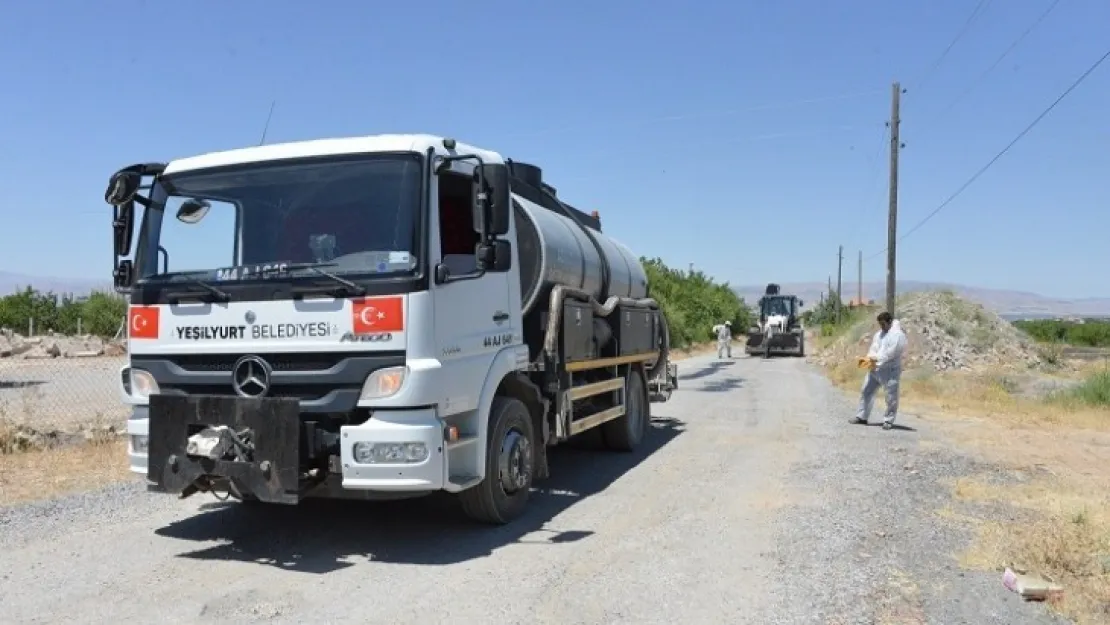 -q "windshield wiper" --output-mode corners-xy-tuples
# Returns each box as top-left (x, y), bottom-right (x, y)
(286, 262), (367, 296)
(176, 276), (231, 301)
